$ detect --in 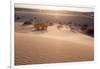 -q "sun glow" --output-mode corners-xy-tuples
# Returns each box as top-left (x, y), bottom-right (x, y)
(41, 6), (61, 11)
